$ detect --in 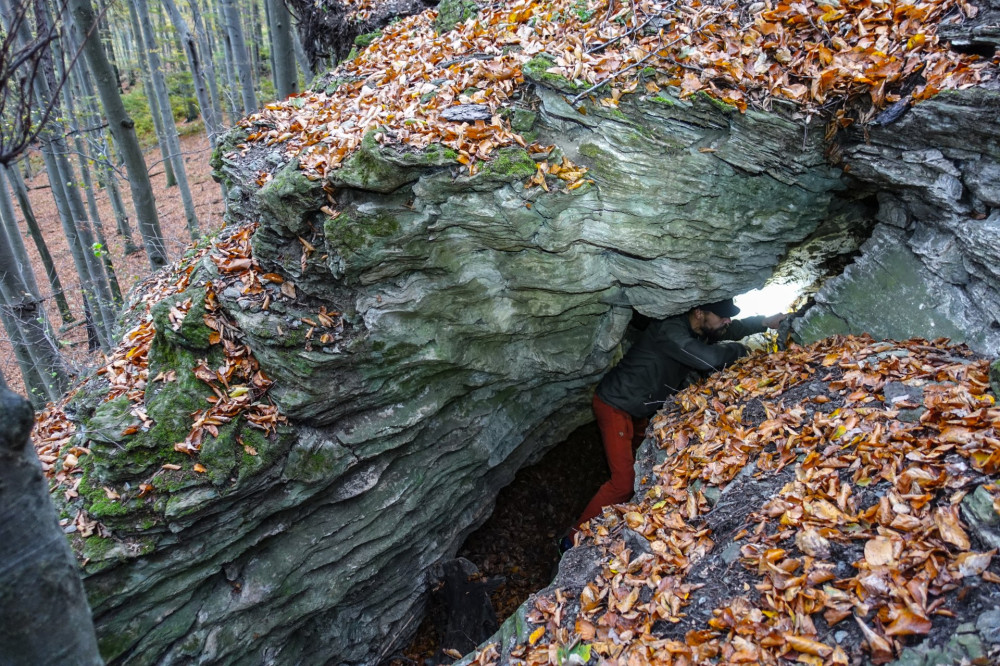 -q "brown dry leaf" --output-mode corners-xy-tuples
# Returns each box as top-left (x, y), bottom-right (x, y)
(933, 505), (971, 550)
(783, 634), (833, 657)
(864, 536), (896, 567)
(885, 608), (932, 636)
(280, 281), (297, 299)
(795, 528), (831, 558)
(854, 616), (895, 663)
(955, 550), (994, 577)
